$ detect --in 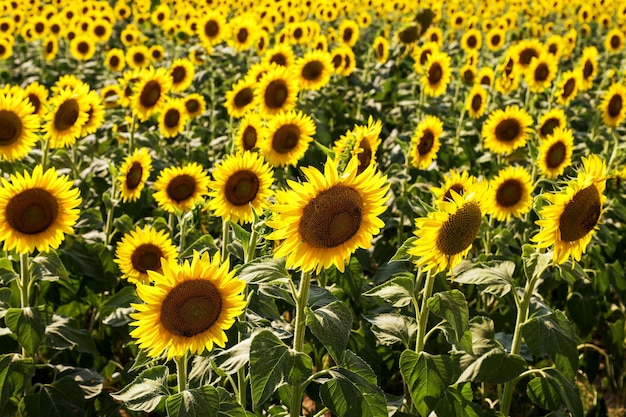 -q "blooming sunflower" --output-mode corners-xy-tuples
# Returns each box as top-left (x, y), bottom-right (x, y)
(0, 92), (39, 161)
(537, 127), (574, 179)
(260, 110), (316, 167)
(410, 115), (443, 169)
(461, 28), (482, 52)
(130, 251), (246, 359)
(409, 185), (486, 275)
(486, 27), (505, 51)
(373, 35), (389, 64)
(525, 53), (557, 93)
(224, 76), (256, 119)
(23, 81), (48, 117)
(131, 66), (172, 122)
(537, 108), (567, 140)
(338, 19), (359, 47)
(420, 50), (452, 97)
(197, 11), (226, 46)
(153, 163), (210, 213)
(605, 28), (624, 54)
(183, 93), (206, 119)
(293, 50), (333, 91)
(149, 45), (165, 62)
(115, 225), (177, 285)
(44, 86), (91, 148)
(235, 111), (263, 153)
(262, 44), (296, 69)
(158, 98), (189, 138)
(477, 67), (495, 87)
(514, 38), (546, 68)
(431, 170), (478, 206)
(254, 65), (299, 117)
(465, 84), (488, 119)
(0, 165), (81, 254)
(208, 152), (274, 224)
(267, 157), (389, 273)
(69, 34), (96, 61)
(578, 46), (598, 91)
(169, 58), (194, 93)
(555, 70), (579, 106)
(482, 105), (533, 154)
(412, 41), (439, 74)
(118, 147), (152, 203)
(532, 154), (607, 264)
(332, 117), (383, 174)
(81, 90), (105, 136)
(599, 83), (626, 128)
(487, 166), (534, 221)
